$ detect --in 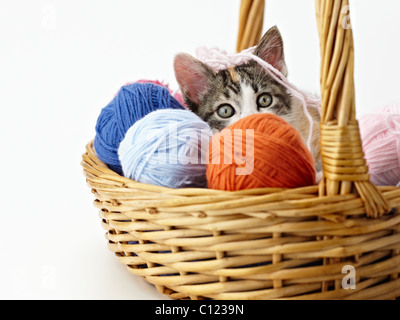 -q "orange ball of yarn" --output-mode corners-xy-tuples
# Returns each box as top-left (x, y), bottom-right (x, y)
(206, 113), (316, 191)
